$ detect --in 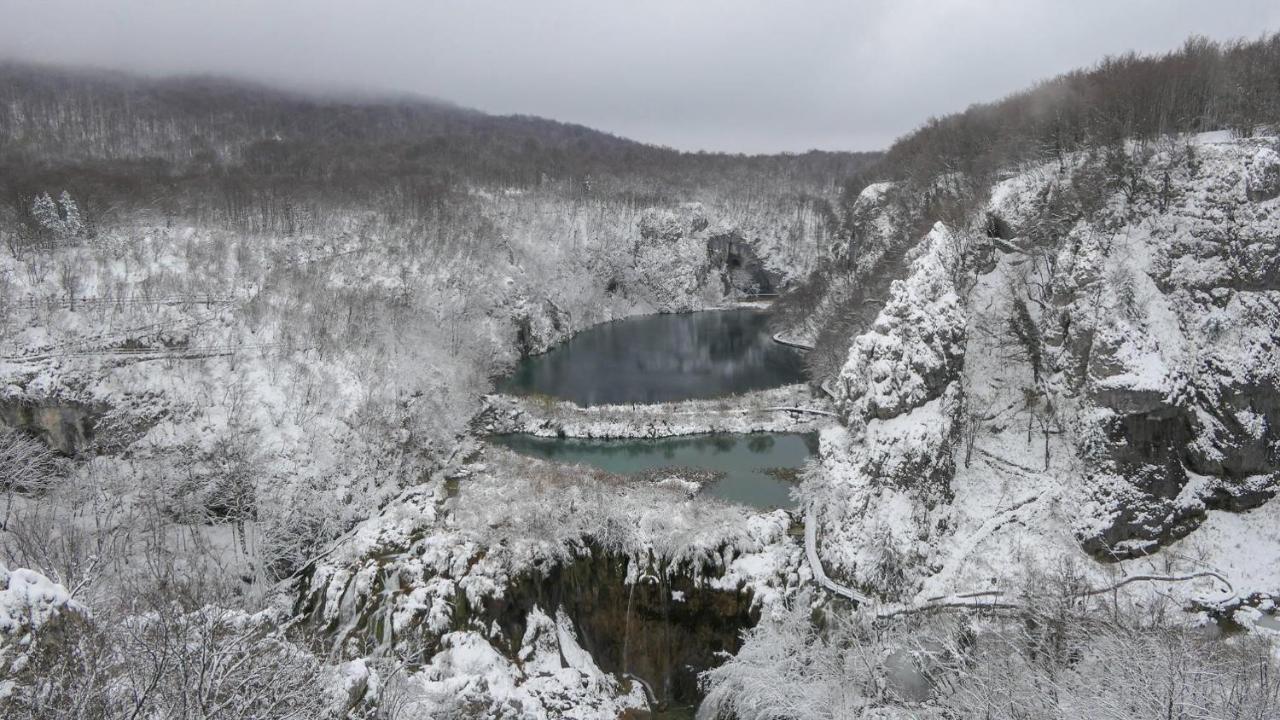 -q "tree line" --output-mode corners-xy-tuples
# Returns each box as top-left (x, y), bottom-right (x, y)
(847, 32), (1280, 201)
(0, 62), (874, 219)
